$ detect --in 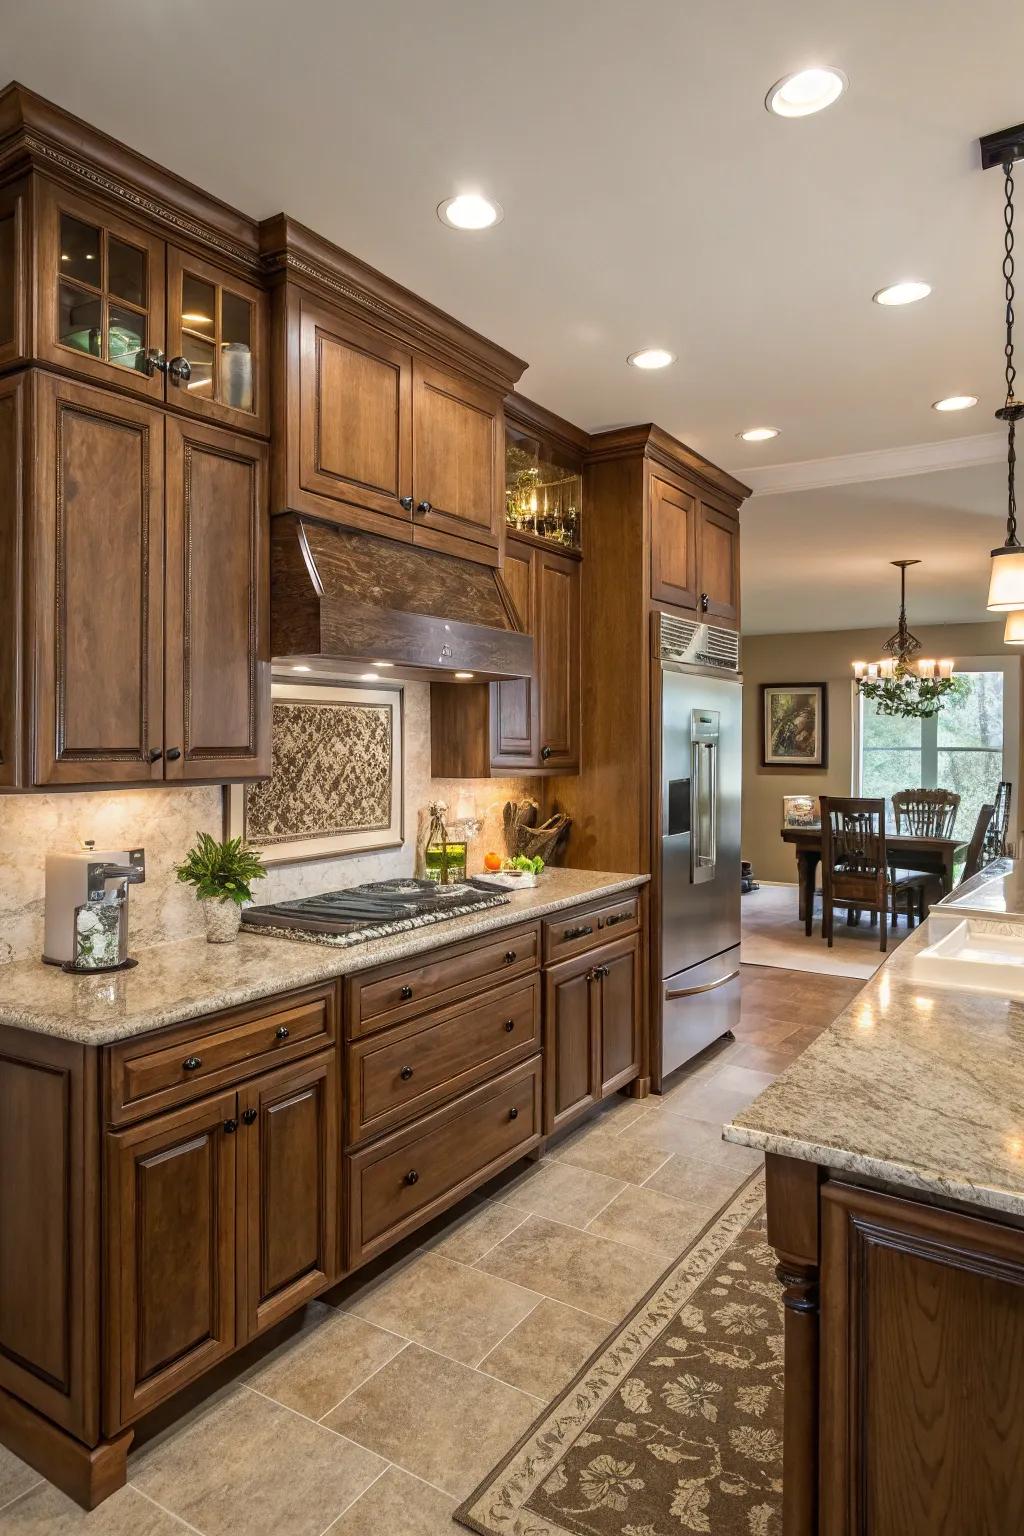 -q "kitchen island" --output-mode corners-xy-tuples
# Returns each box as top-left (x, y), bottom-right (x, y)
(724, 859), (1024, 1536)
(0, 868), (646, 1509)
